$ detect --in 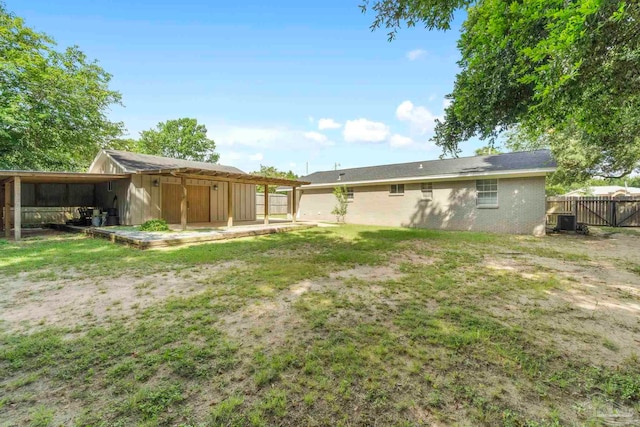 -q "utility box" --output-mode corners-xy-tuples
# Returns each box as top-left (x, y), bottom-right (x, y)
(557, 214), (576, 231)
